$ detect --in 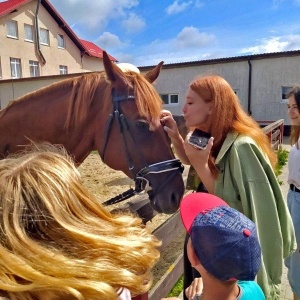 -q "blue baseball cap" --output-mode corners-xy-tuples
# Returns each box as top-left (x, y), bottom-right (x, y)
(180, 193), (261, 281)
